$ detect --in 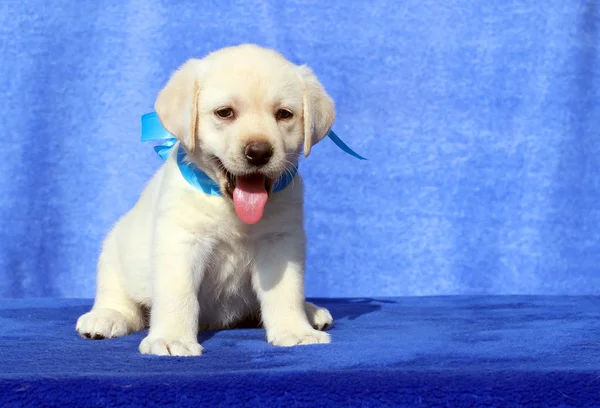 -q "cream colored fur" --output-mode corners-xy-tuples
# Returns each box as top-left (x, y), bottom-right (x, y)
(75, 44), (335, 356)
